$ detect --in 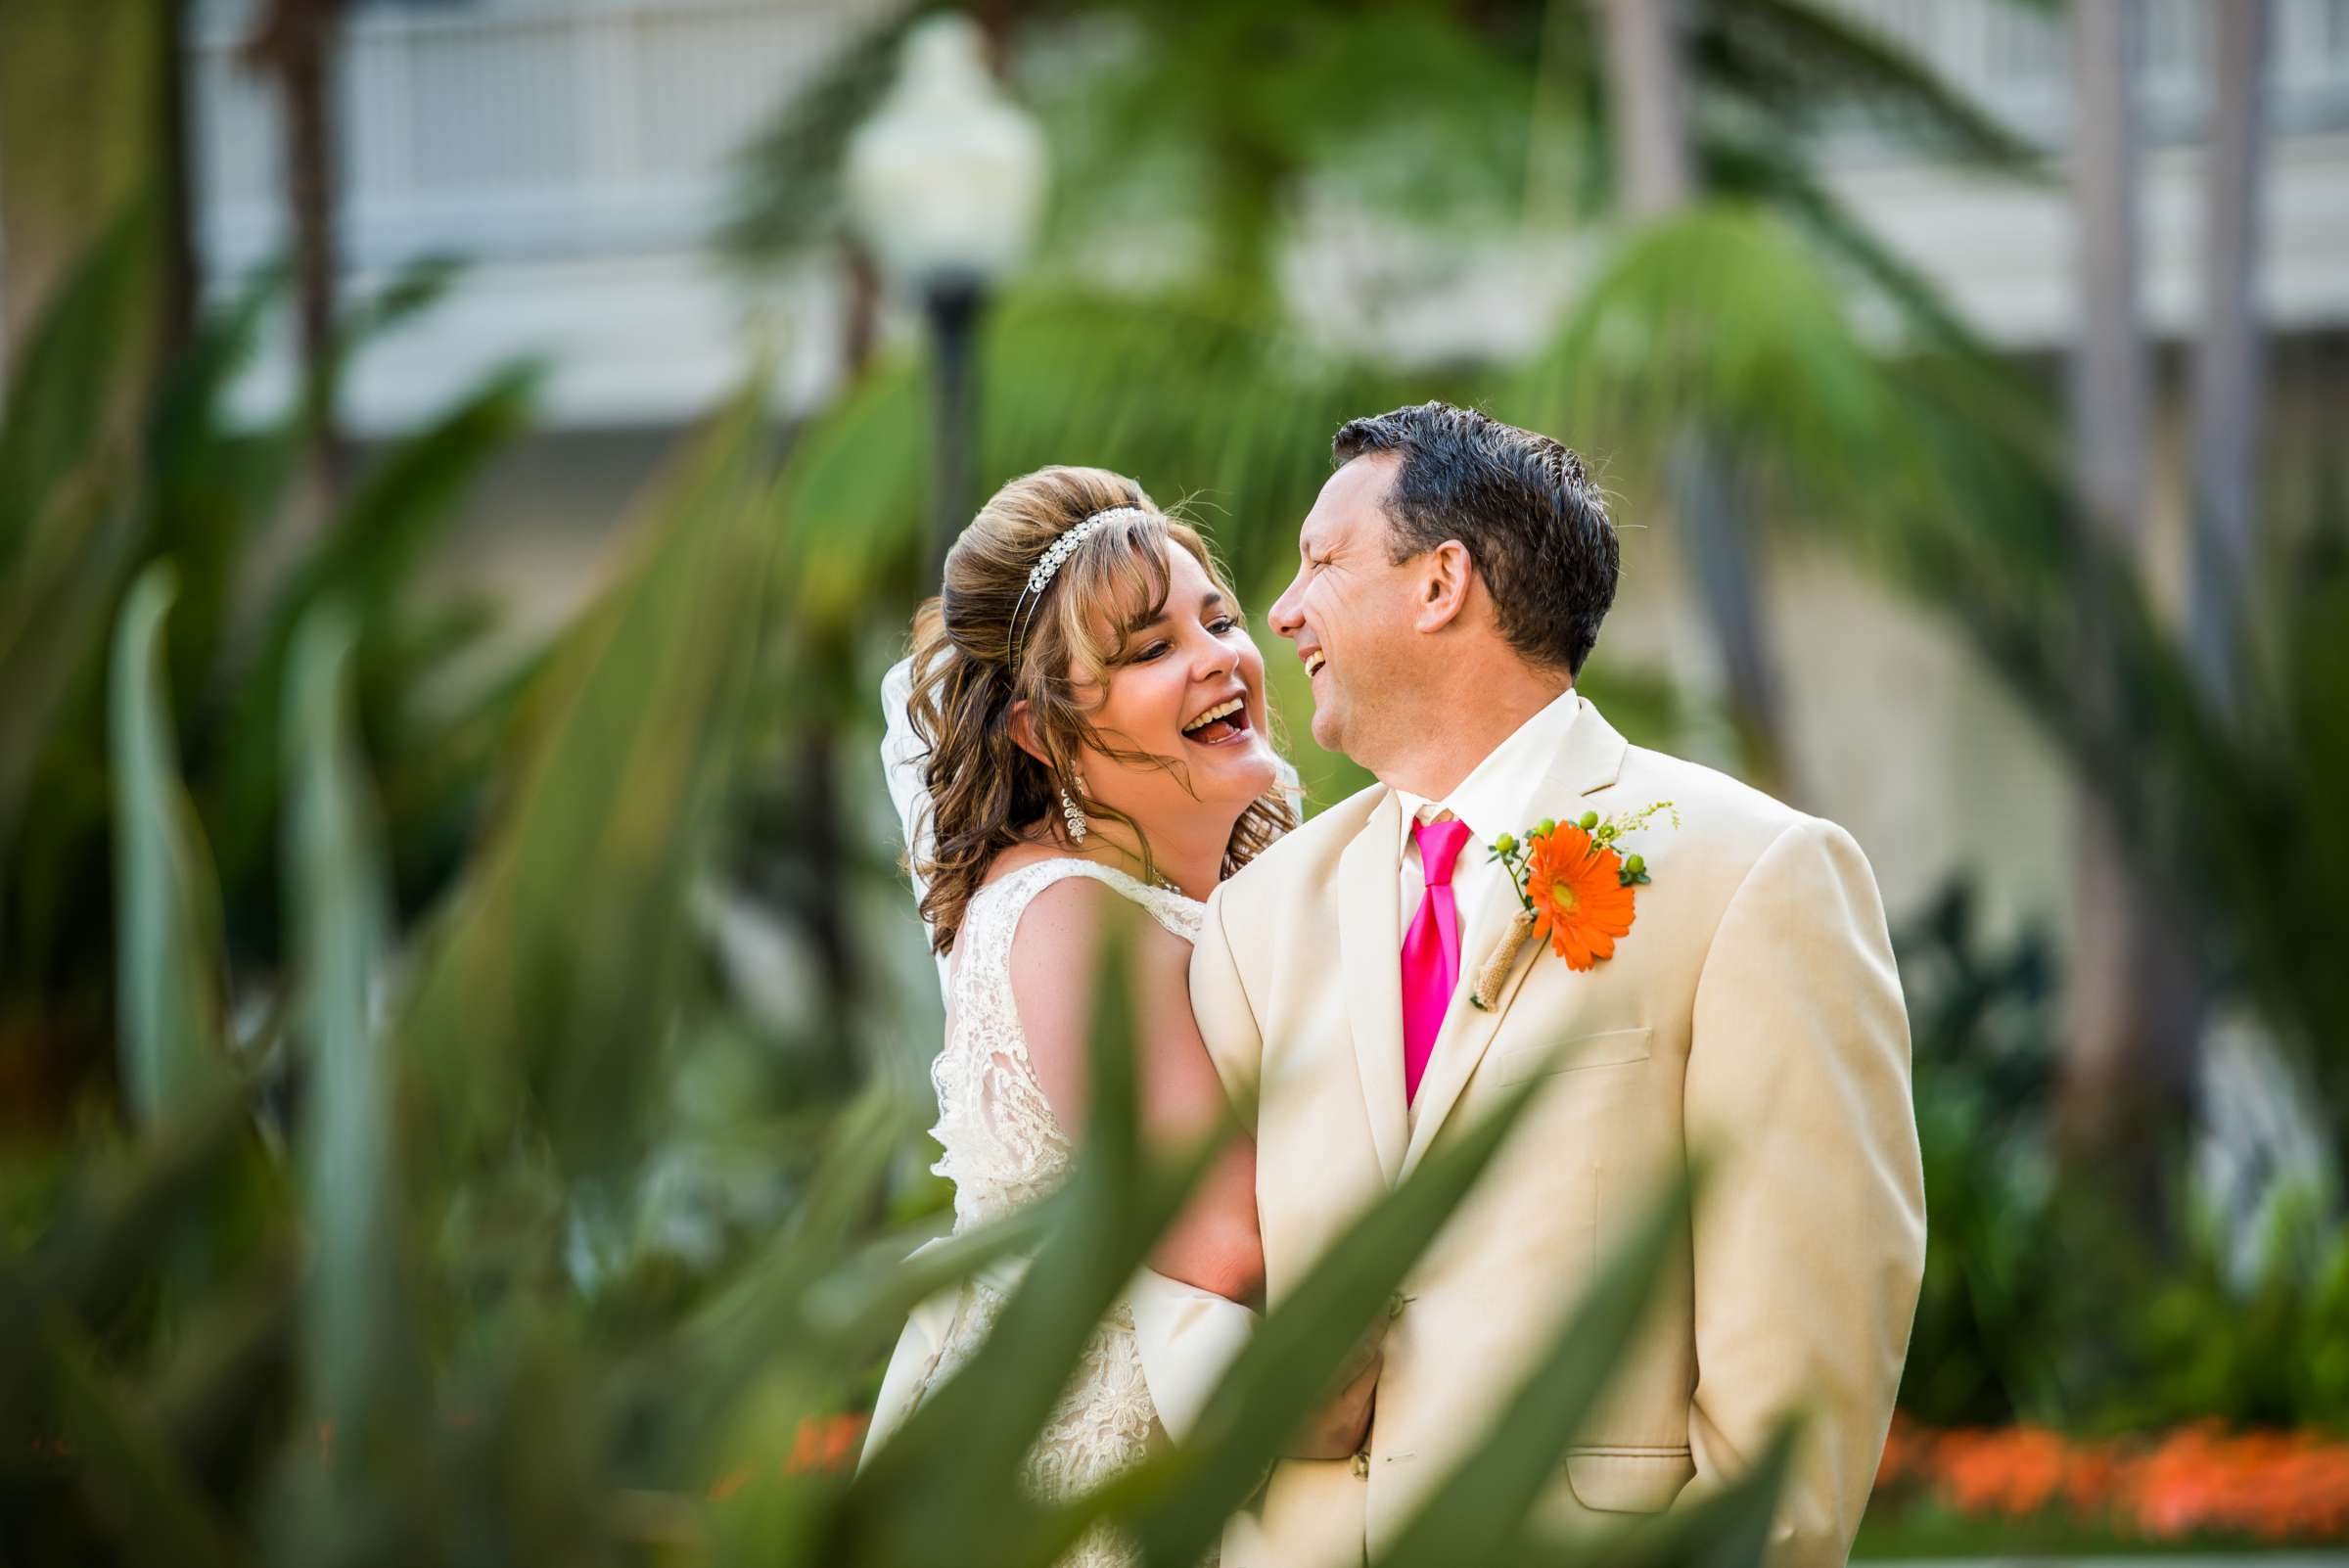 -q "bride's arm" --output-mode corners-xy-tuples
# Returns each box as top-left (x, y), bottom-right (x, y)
(1011, 877), (1265, 1303)
(1017, 877), (1388, 1453)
